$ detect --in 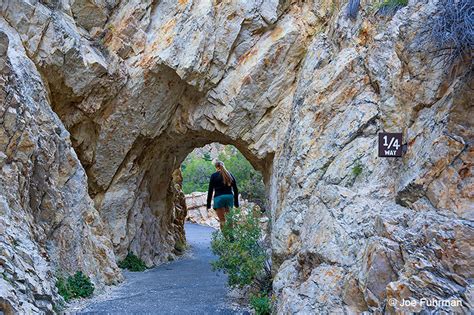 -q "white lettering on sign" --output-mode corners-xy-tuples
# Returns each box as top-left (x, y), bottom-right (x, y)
(383, 135), (400, 150)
